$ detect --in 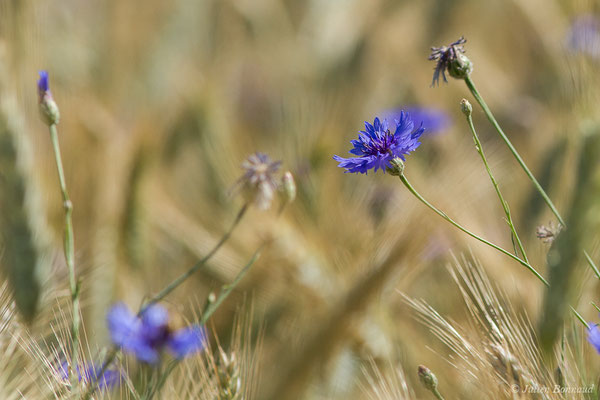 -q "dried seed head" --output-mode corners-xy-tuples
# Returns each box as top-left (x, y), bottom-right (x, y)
(236, 152), (282, 210)
(536, 221), (562, 243)
(429, 37), (473, 86)
(218, 349), (242, 399)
